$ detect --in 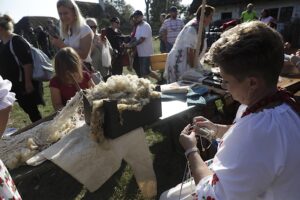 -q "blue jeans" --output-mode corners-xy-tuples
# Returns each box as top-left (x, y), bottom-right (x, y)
(166, 42), (173, 53)
(160, 39), (167, 53)
(138, 57), (151, 76)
